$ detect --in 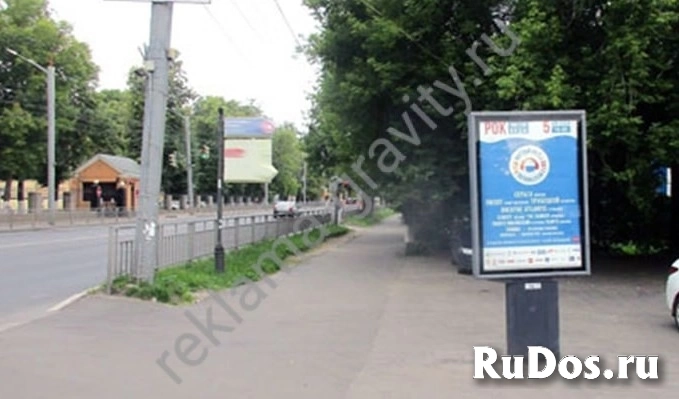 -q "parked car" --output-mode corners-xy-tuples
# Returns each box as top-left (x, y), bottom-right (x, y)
(273, 200), (299, 218)
(666, 259), (679, 330)
(450, 217), (472, 275)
